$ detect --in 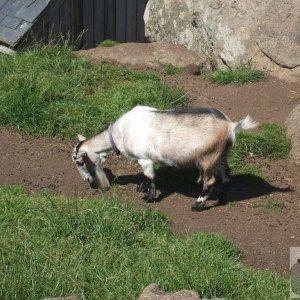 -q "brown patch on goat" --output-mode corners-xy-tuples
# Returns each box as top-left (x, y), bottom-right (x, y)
(197, 124), (231, 185)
